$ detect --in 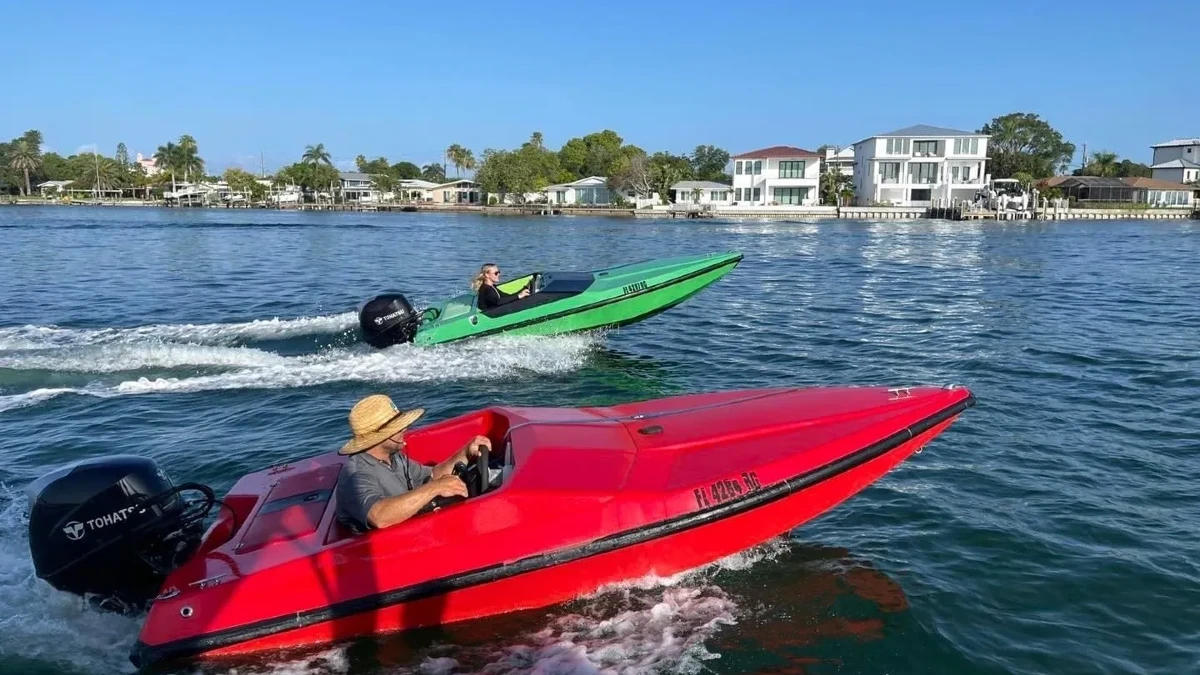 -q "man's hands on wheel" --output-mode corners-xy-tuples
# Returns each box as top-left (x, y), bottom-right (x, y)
(429, 474), (469, 499)
(465, 434), (491, 459)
